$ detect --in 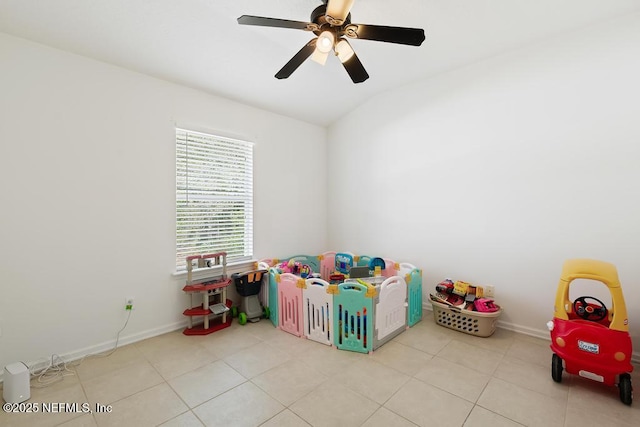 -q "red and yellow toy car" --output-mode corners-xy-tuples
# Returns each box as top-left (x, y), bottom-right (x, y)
(548, 259), (633, 404)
